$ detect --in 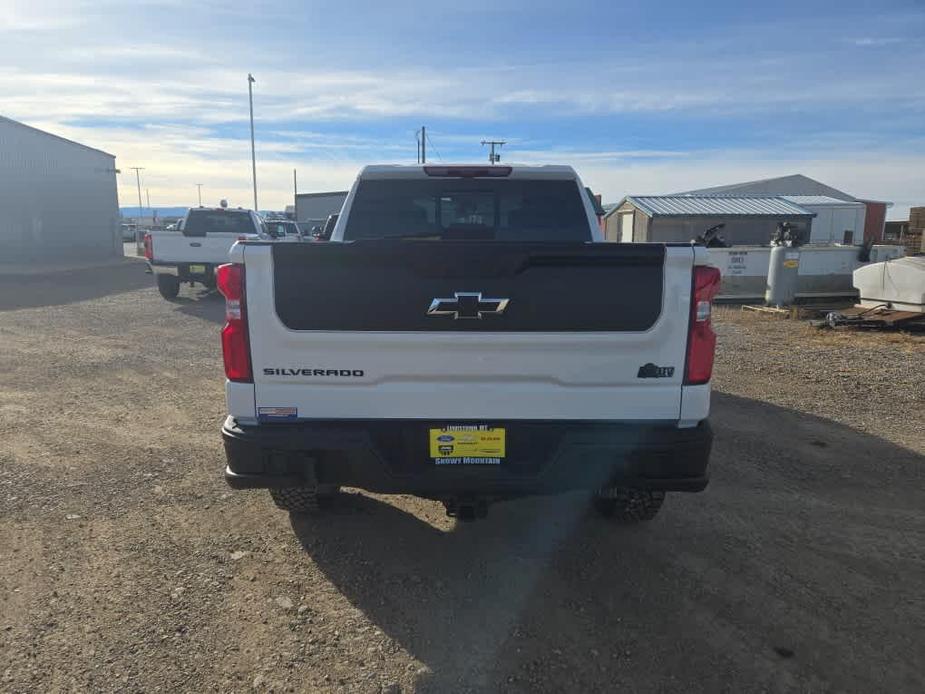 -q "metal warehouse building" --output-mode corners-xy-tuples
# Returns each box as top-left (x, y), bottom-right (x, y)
(779, 196), (867, 245)
(294, 191), (348, 229)
(0, 116), (120, 264)
(604, 195), (815, 245)
(680, 174), (889, 243)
